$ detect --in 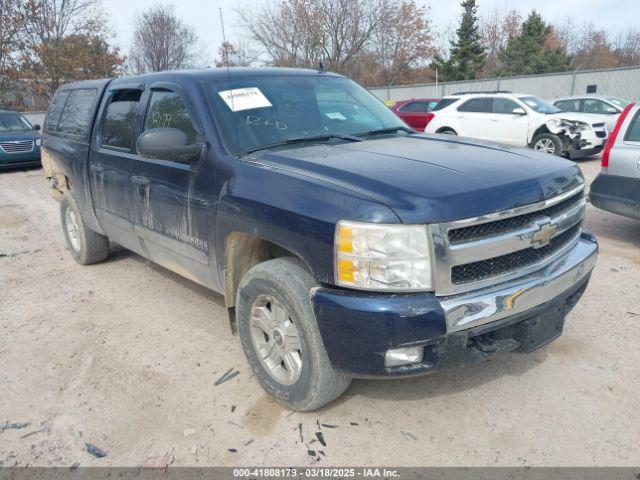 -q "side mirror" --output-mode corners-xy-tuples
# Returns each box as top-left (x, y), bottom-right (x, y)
(512, 107), (526, 115)
(136, 128), (204, 164)
(605, 107), (618, 114)
(33, 124), (41, 131)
